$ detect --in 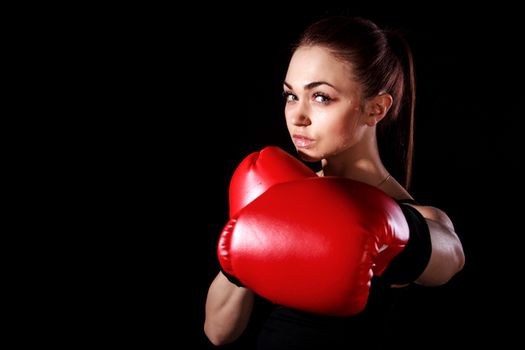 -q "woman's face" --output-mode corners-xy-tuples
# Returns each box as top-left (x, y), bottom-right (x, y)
(284, 46), (368, 162)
